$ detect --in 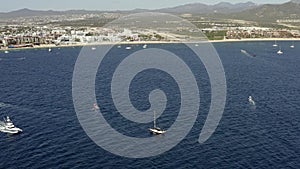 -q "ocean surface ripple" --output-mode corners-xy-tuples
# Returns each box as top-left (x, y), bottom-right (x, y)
(0, 42), (299, 168)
